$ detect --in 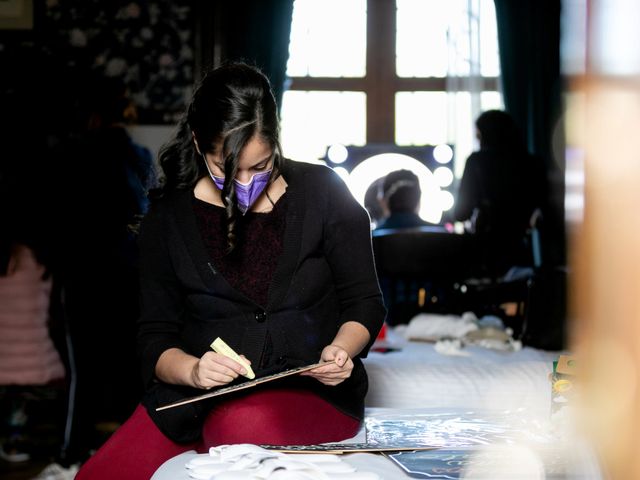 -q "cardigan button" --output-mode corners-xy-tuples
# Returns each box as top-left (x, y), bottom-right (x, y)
(254, 310), (266, 323)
